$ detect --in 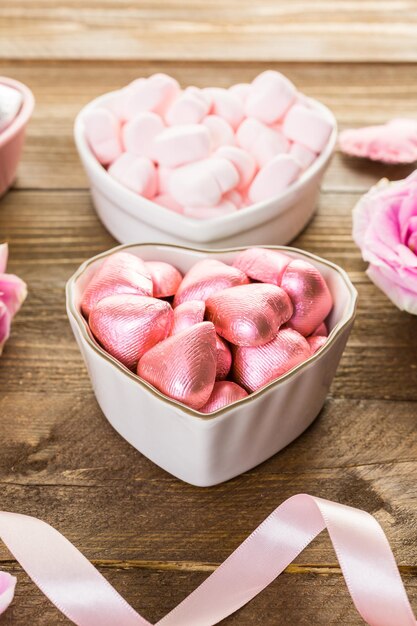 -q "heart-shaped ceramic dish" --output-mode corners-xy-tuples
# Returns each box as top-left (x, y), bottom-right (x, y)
(74, 89), (337, 249)
(0, 77), (35, 197)
(66, 244), (356, 486)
